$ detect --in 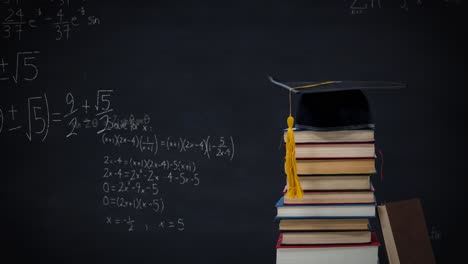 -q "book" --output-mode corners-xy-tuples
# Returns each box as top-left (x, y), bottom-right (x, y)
(283, 129), (374, 143)
(276, 232), (380, 264)
(378, 199), (436, 264)
(275, 197), (376, 219)
(279, 218), (370, 231)
(294, 142), (375, 159)
(298, 175), (371, 190)
(293, 158), (376, 175)
(283, 187), (375, 205)
(281, 230), (371, 245)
